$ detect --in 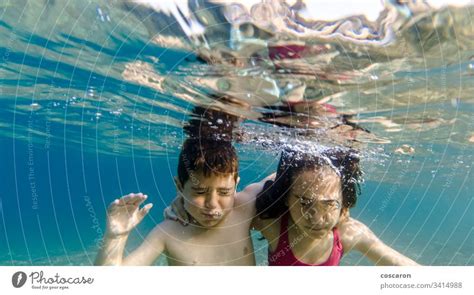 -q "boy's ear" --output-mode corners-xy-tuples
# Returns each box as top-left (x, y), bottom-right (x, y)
(174, 176), (184, 192)
(235, 176), (241, 190)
